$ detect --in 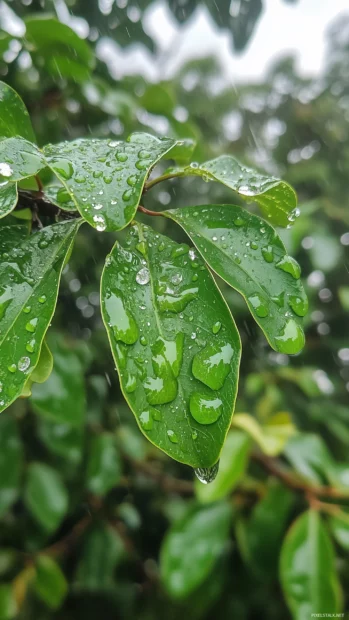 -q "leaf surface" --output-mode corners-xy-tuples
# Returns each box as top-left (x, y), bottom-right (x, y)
(25, 462), (68, 533)
(44, 133), (178, 231)
(101, 223), (241, 468)
(34, 555), (68, 610)
(0, 81), (35, 142)
(165, 204), (307, 354)
(0, 220), (80, 412)
(0, 183), (18, 219)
